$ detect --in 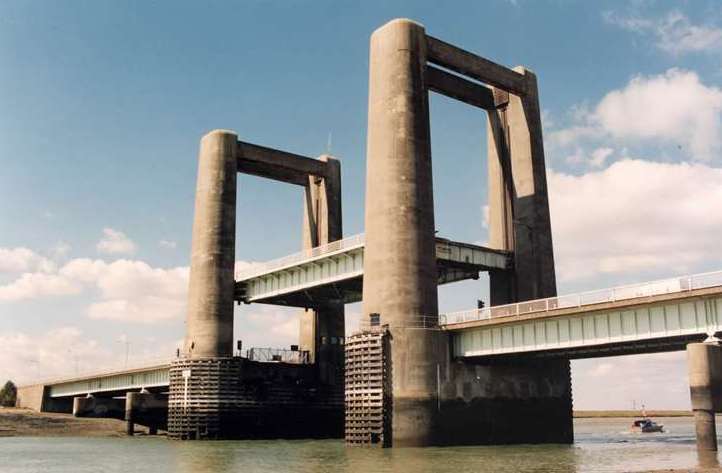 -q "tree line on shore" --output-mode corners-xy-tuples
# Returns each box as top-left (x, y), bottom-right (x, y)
(0, 380), (17, 407)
